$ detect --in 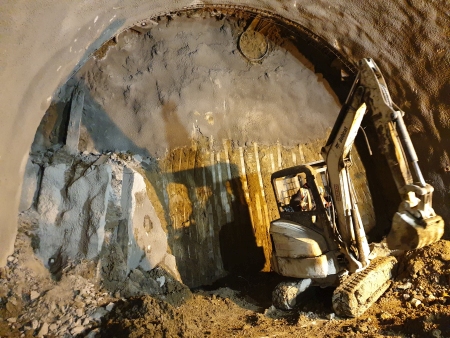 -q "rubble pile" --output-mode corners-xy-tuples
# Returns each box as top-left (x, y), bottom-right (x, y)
(395, 240), (450, 309)
(0, 215), (113, 337)
(0, 208), (191, 338)
(354, 240), (450, 338)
